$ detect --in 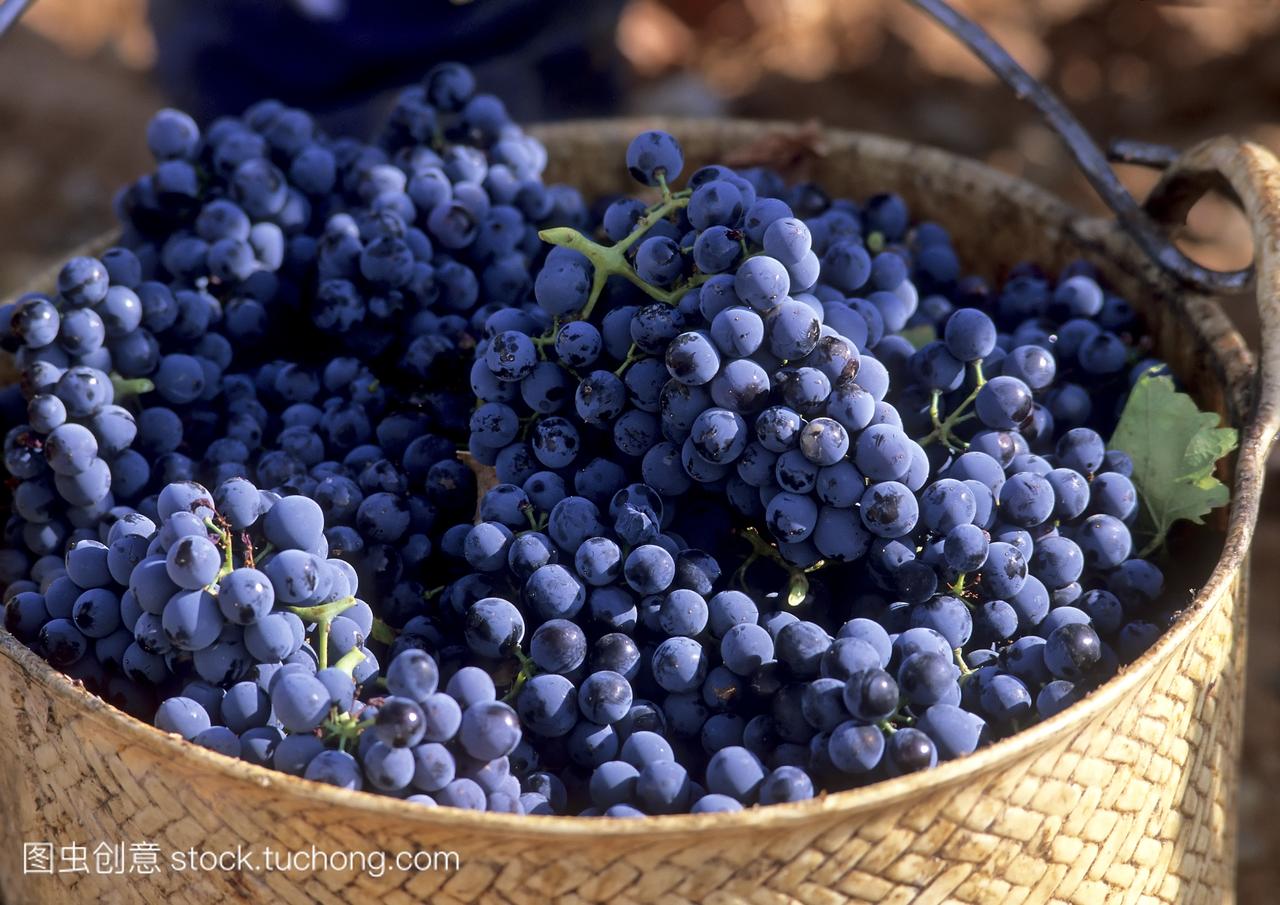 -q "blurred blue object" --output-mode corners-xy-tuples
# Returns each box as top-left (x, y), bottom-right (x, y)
(0, 0), (34, 42)
(147, 0), (626, 133)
